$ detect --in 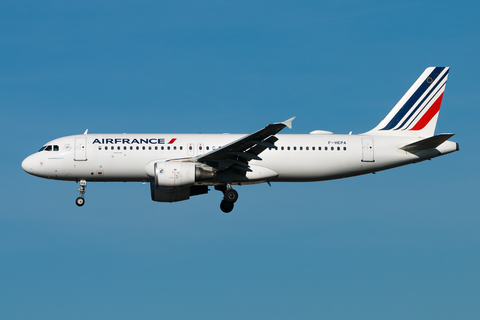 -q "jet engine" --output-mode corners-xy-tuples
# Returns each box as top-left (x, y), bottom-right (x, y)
(154, 161), (214, 188)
